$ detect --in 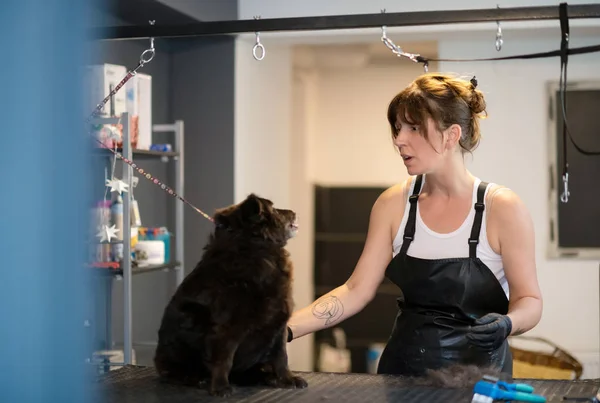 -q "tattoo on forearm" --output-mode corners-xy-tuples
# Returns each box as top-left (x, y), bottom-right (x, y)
(312, 295), (344, 325)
